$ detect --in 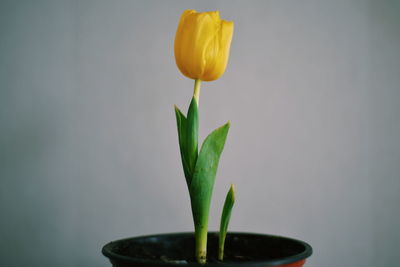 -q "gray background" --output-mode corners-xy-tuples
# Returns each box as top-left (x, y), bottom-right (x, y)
(1, 0), (399, 266)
